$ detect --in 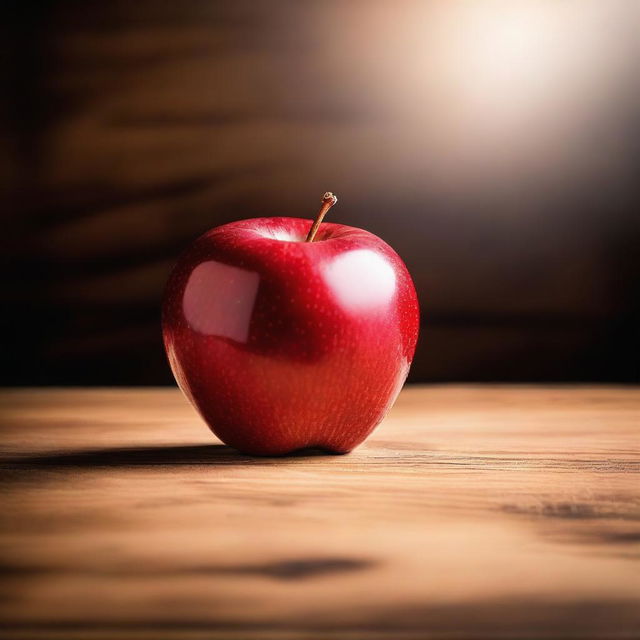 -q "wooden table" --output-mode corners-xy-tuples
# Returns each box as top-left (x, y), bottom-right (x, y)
(1, 386), (638, 639)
